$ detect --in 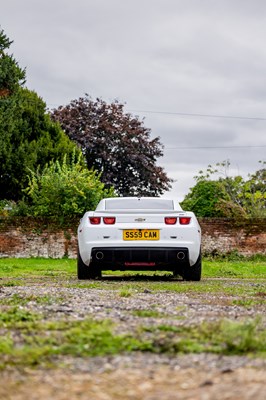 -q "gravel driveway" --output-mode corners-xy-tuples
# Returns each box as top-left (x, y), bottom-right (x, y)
(0, 276), (265, 400)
